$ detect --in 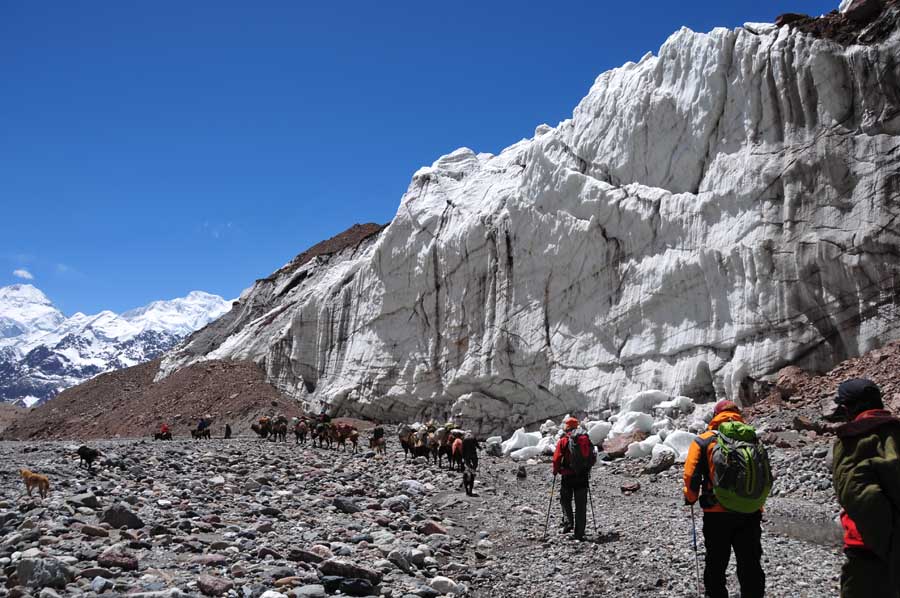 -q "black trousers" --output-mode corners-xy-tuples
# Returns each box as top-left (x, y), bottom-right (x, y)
(841, 548), (900, 598)
(702, 511), (765, 598)
(559, 477), (588, 538)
